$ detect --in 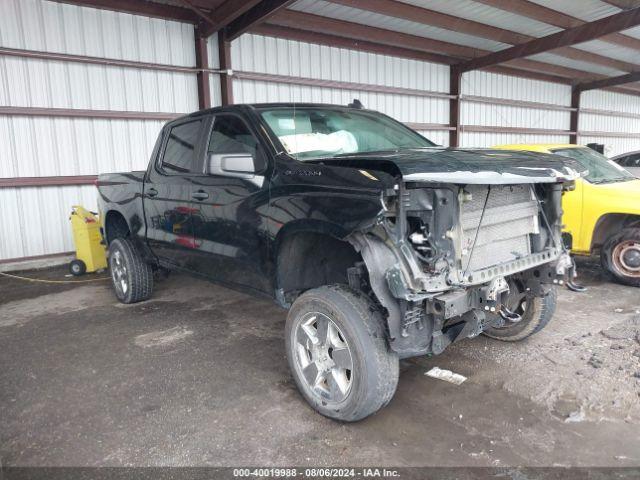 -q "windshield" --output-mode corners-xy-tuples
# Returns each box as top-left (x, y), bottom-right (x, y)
(551, 147), (635, 184)
(258, 107), (435, 160)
